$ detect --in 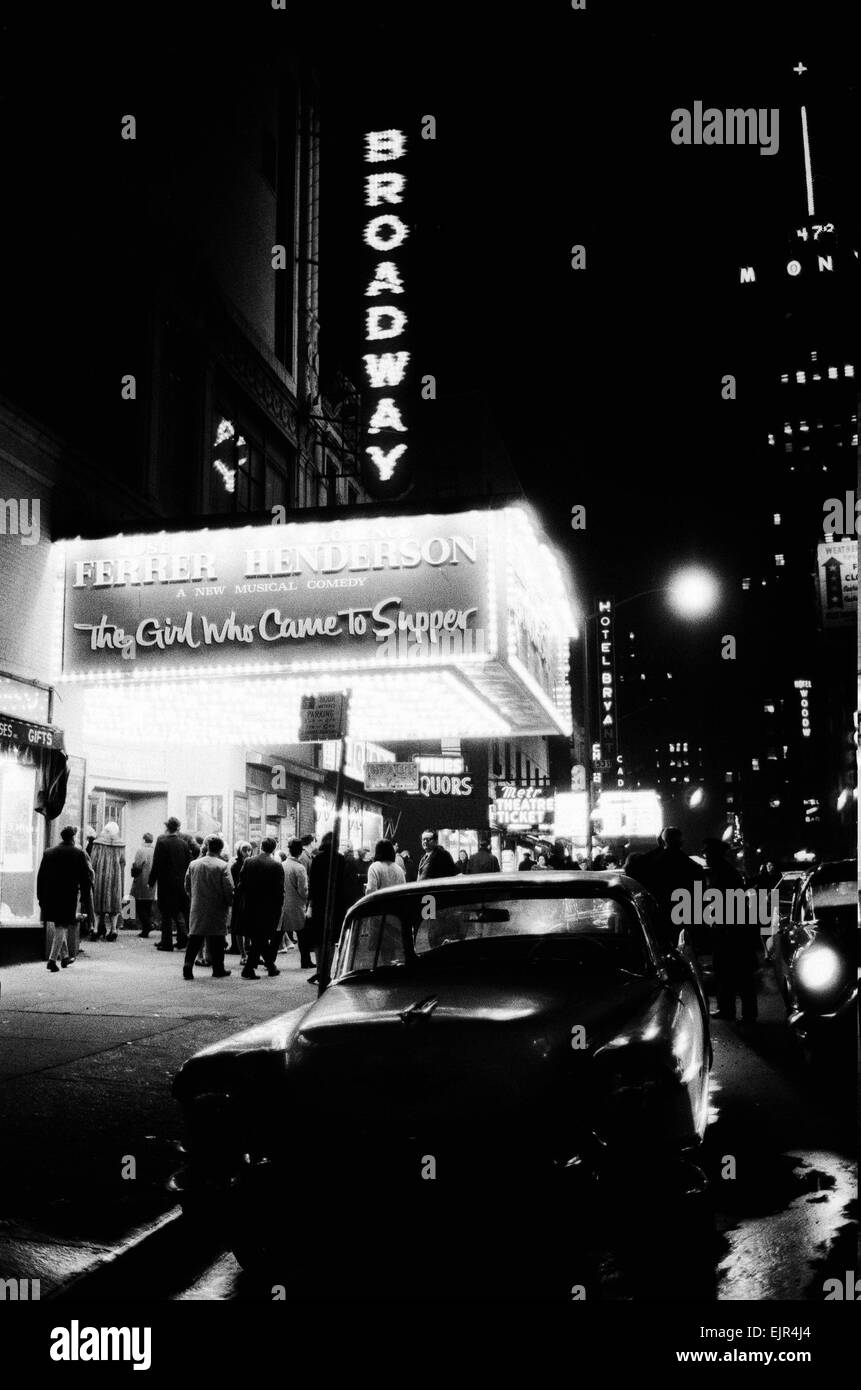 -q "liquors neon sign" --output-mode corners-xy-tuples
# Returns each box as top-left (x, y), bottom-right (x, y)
(362, 129), (410, 489)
